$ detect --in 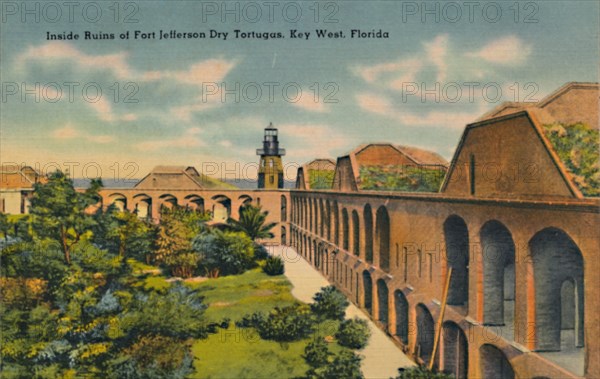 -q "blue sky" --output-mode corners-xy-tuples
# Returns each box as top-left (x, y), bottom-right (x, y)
(1, 0), (598, 181)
